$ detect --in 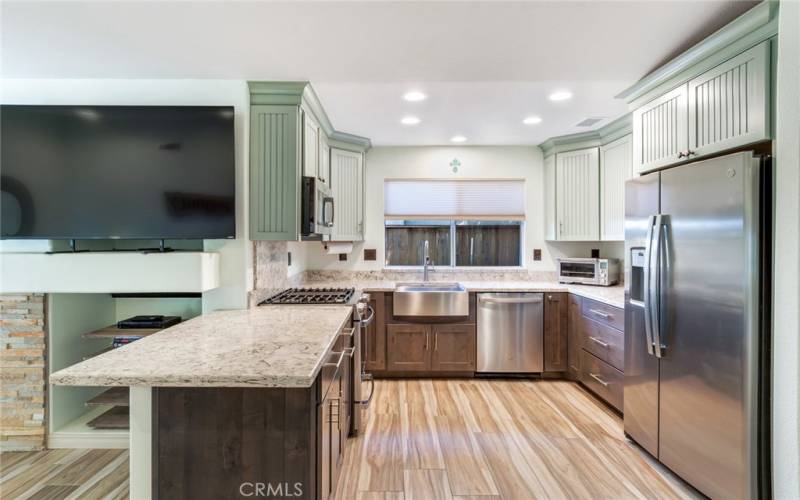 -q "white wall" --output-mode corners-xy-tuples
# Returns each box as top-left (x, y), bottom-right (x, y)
(772, 2), (800, 497)
(289, 145), (623, 272)
(0, 79), (251, 310)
